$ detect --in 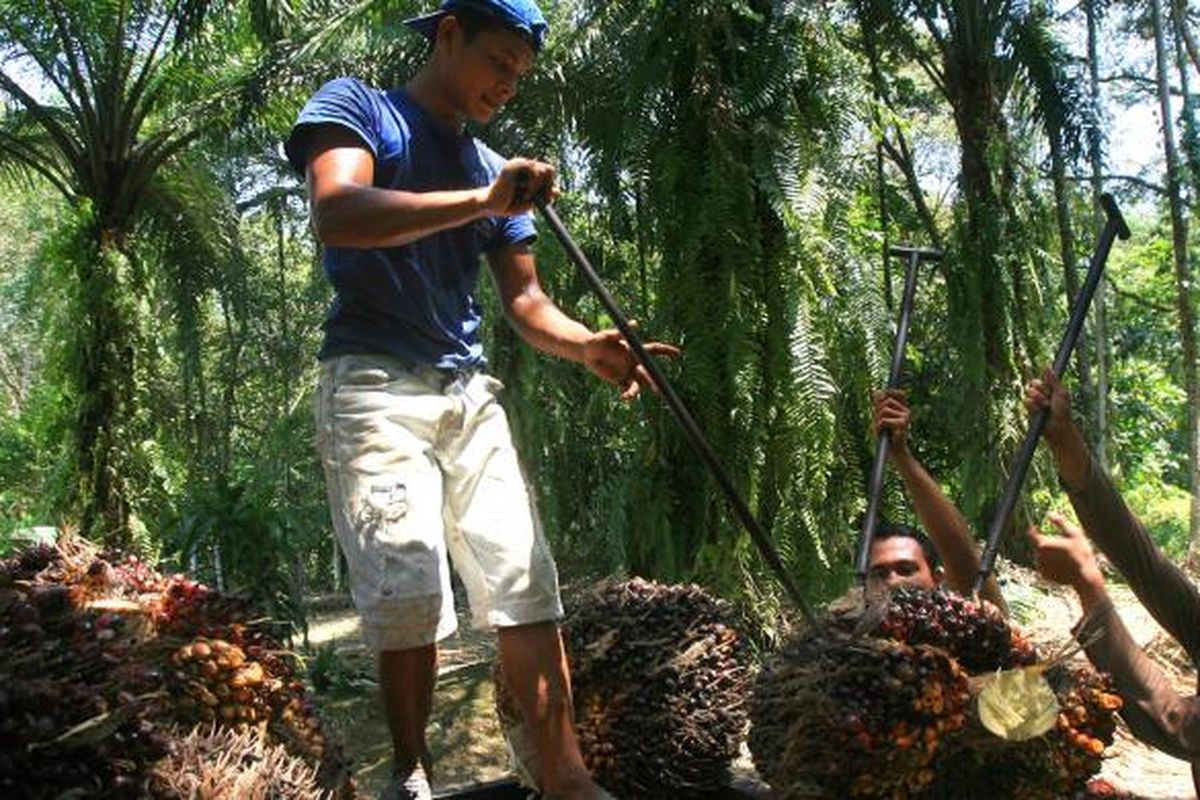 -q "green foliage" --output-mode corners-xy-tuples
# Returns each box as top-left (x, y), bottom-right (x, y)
(484, 0), (873, 610)
(0, 0), (1195, 634)
(0, 185), (73, 537)
(0, 0), (305, 546)
(306, 641), (364, 694)
(1124, 481), (1191, 563)
(163, 440), (318, 635)
(1107, 214), (1192, 488)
